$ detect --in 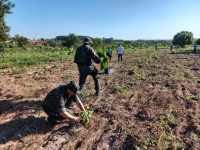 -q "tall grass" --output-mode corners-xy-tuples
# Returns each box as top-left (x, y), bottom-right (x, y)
(0, 46), (72, 74)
